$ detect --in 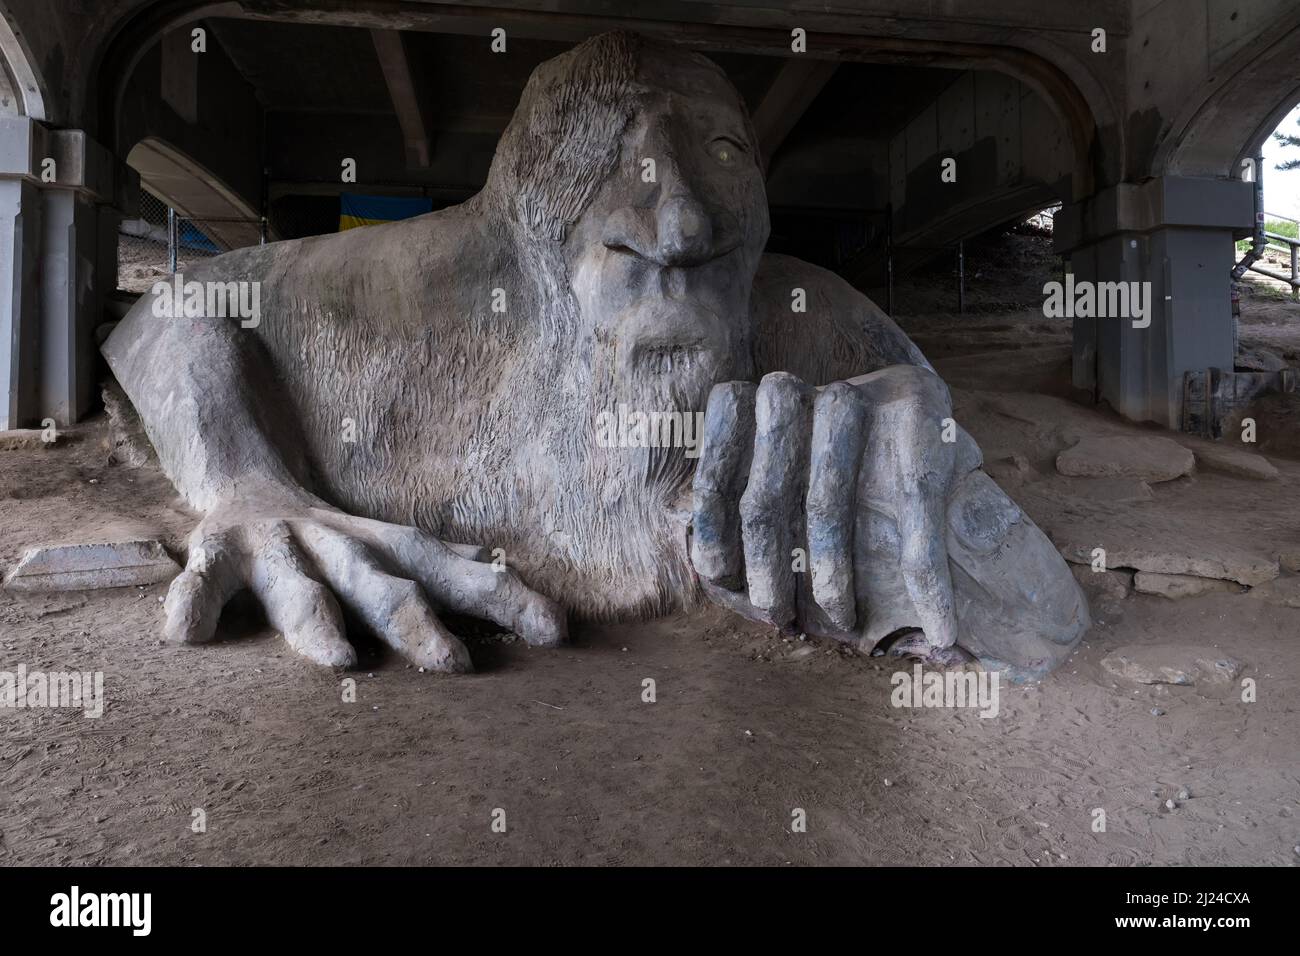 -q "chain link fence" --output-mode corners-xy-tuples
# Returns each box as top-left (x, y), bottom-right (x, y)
(117, 188), (266, 294)
(117, 182), (471, 292)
